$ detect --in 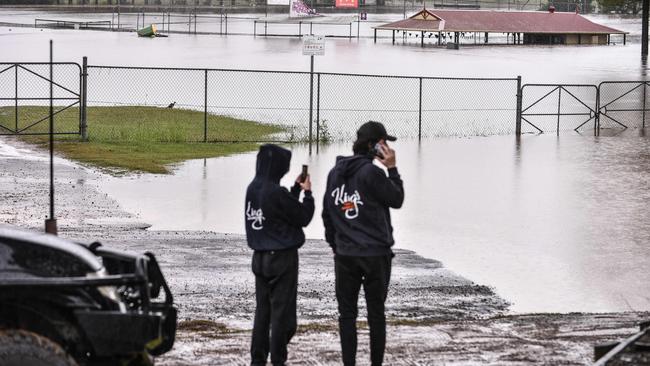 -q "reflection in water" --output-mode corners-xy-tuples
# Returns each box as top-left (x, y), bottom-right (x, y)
(99, 131), (650, 313)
